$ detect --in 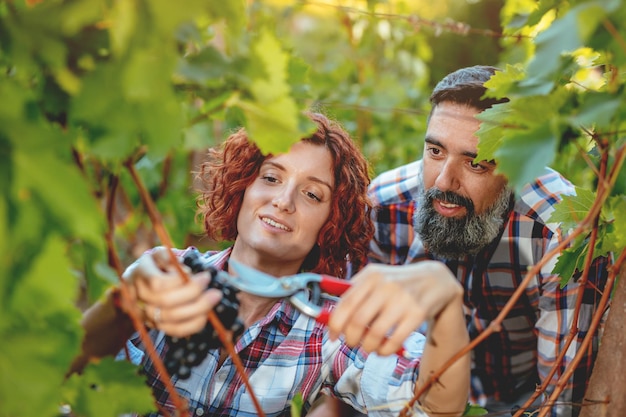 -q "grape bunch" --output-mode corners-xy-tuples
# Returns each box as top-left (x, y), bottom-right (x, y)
(163, 248), (244, 380)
